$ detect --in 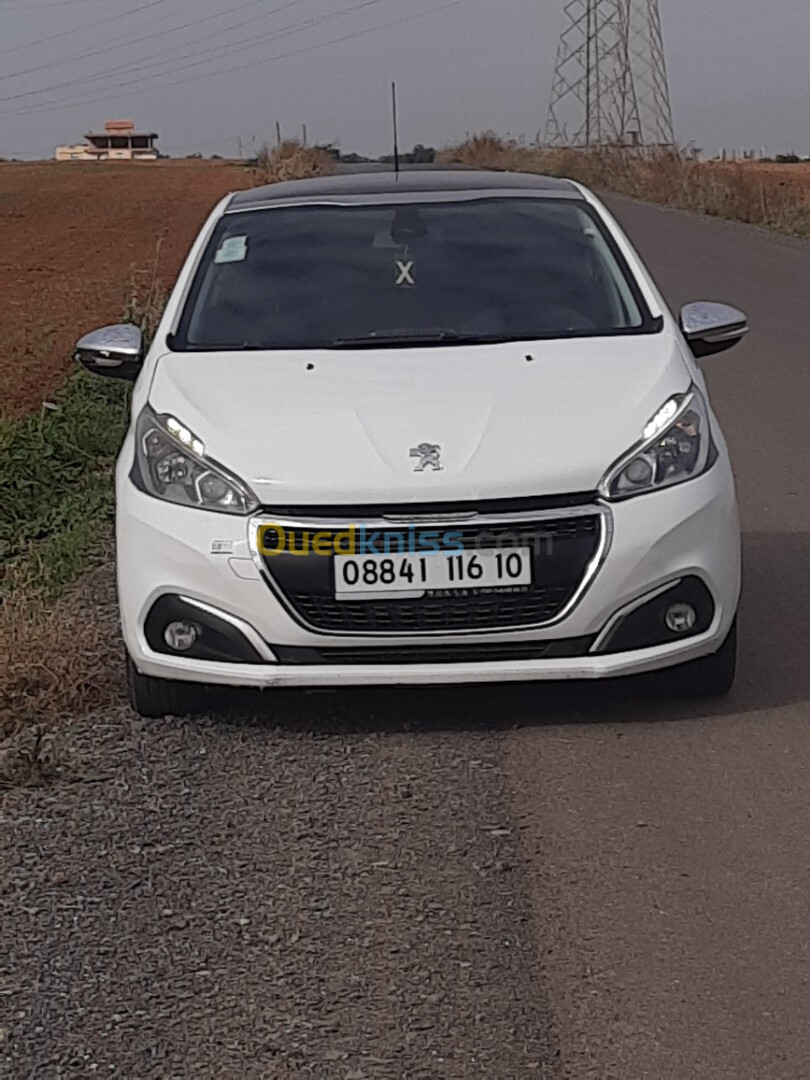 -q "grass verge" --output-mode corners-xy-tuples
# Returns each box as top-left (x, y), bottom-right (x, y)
(1, 254), (167, 755)
(0, 371), (129, 595)
(438, 133), (810, 237)
(0, 145), (325, 757)
(0, 565), (123, 783)
(0, 372), (129, 749)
